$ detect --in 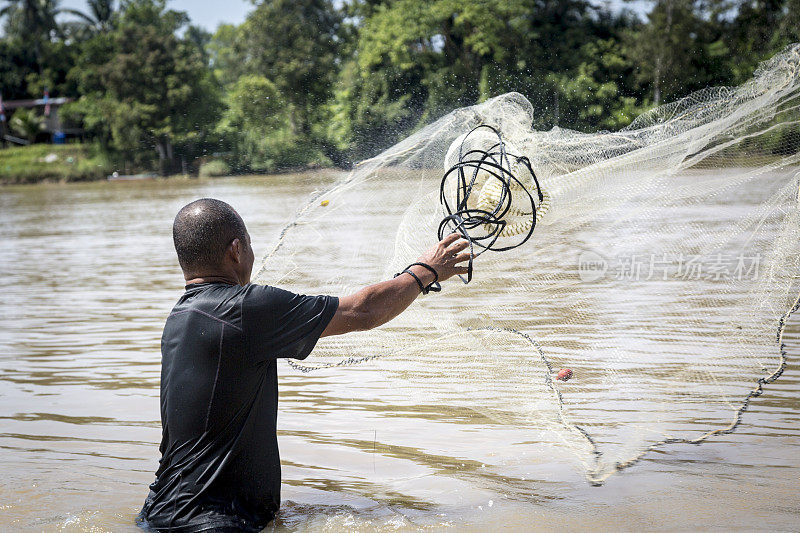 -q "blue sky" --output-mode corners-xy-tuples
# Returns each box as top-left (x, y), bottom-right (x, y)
(56, 0), (650, 32)
(59, 0), (254, 31)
